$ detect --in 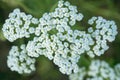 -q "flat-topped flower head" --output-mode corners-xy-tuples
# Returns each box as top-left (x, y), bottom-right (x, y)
(69, 60), (120, 80)
(7, 44), (36, 74)
(2, 8), (39, 42)
(87, 16), (118, 57)
(88, 60), (115, 79)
